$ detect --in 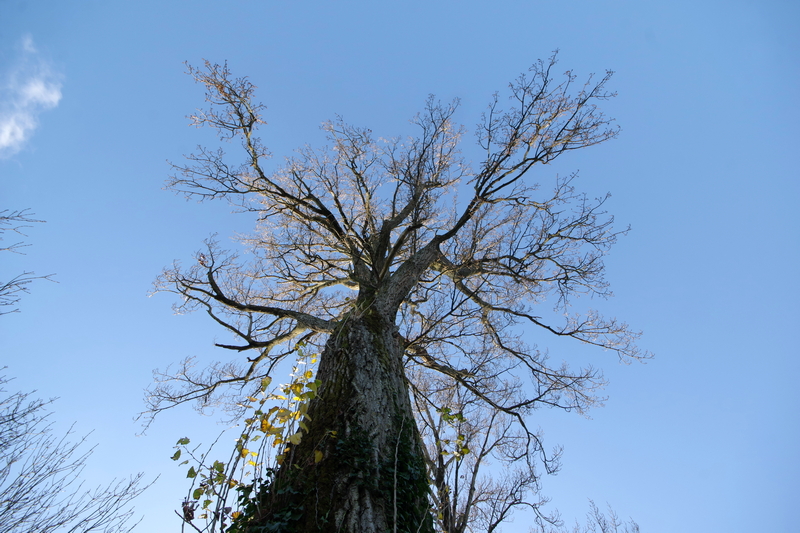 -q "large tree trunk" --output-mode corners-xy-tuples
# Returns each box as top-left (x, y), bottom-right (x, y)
(251, 305), (434, 533)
